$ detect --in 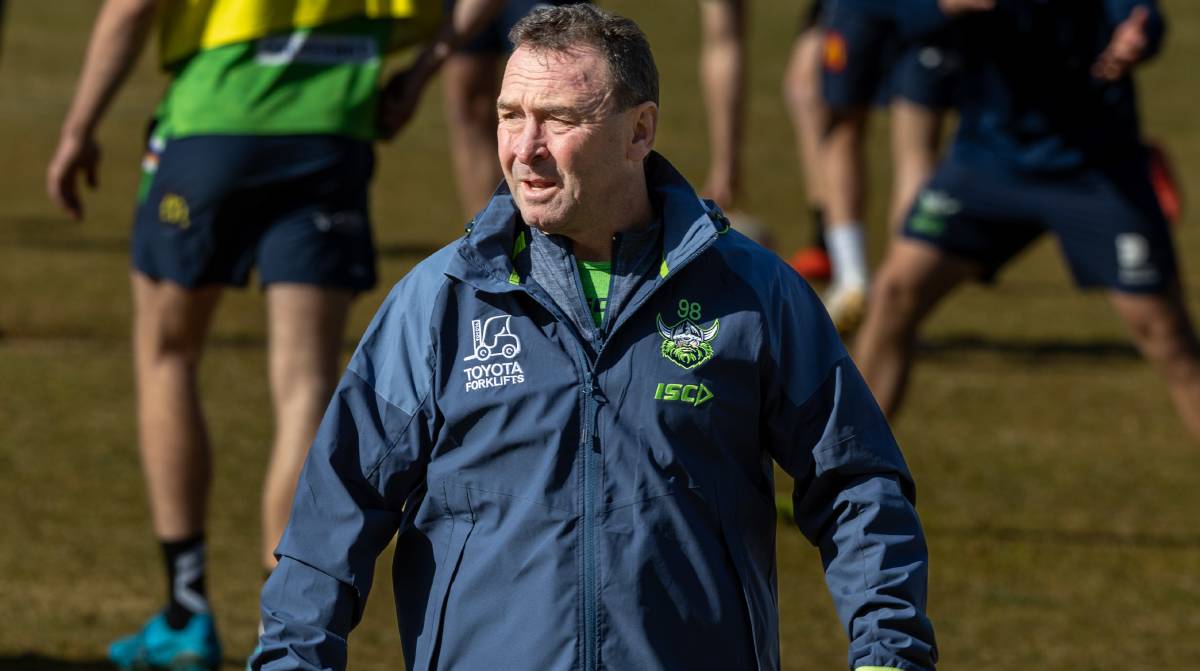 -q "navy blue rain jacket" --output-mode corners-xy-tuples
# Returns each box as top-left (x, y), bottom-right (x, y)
(254, 153), (936, 671)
